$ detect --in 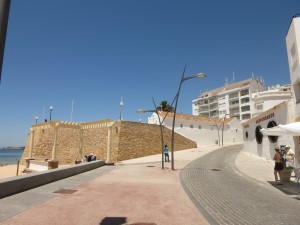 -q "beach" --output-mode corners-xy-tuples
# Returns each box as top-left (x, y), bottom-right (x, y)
(0, 164), (26, 179)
